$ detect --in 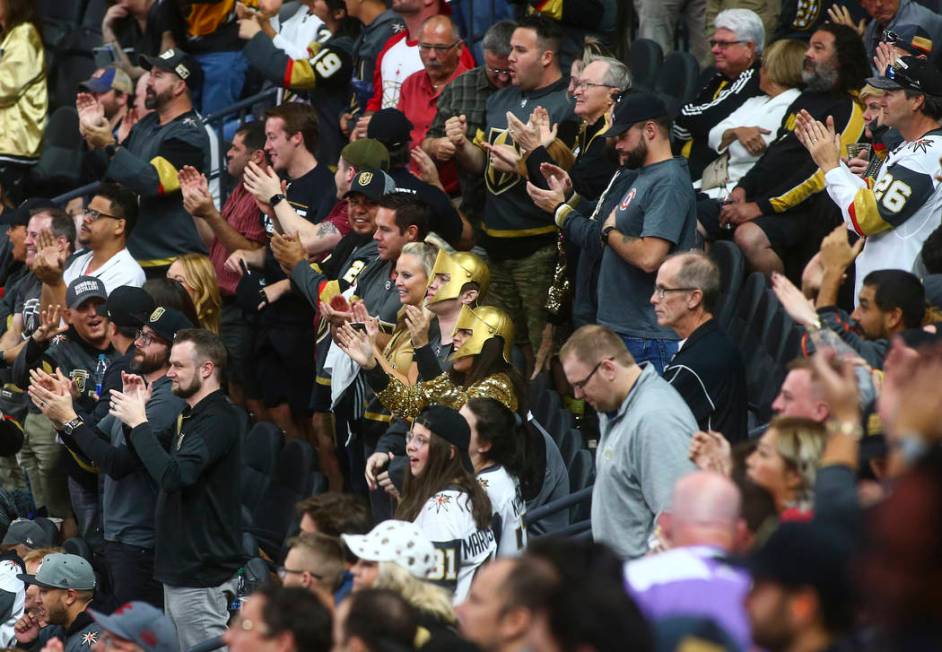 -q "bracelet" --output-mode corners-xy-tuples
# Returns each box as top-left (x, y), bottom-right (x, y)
(825, 419), (863, 440)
